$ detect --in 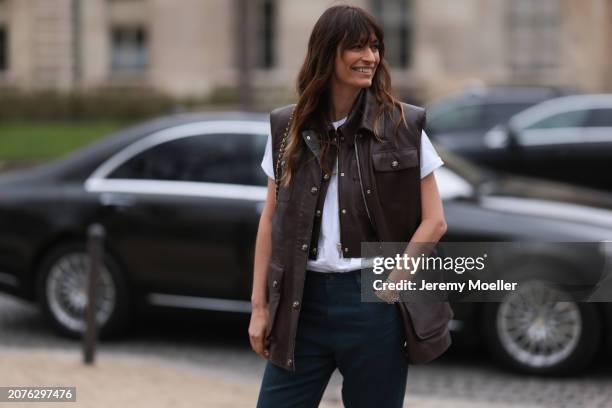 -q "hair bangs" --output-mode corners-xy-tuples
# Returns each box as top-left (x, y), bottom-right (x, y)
(338, 10), (381, 52)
